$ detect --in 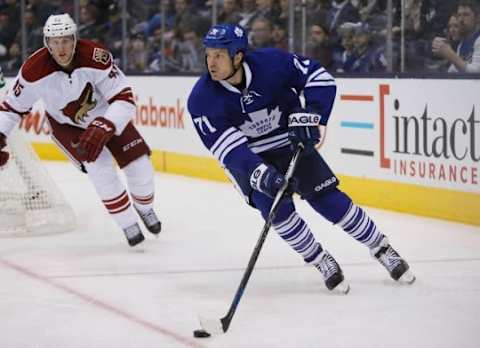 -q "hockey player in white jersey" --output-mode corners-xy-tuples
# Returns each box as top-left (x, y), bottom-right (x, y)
(0, 14), (161, 247)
